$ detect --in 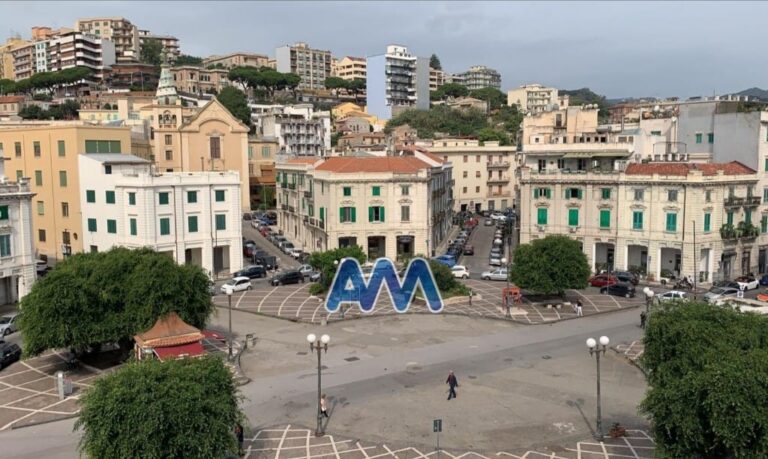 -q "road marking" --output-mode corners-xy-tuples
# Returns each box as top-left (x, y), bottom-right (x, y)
(574, 290), (600, 312)
(311, 302), (325, 323)
(273, 424), (291, 459)
(277, 283), (310, 316)
(295, 293), (316, 317)
(235, 290), (247, 309)
(258, 287), (279, 312)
